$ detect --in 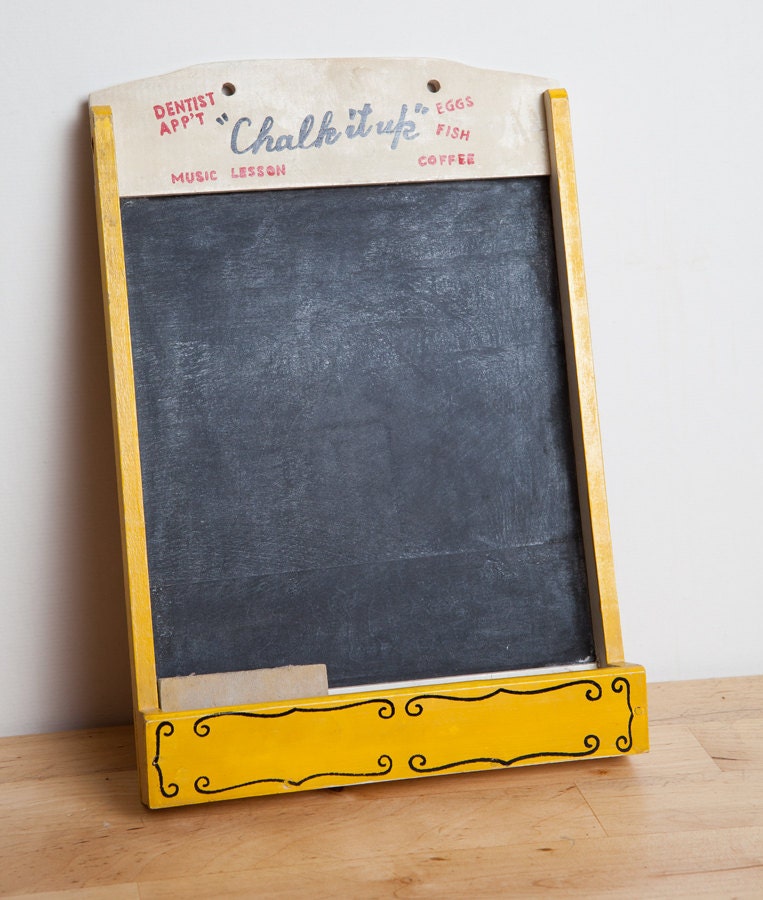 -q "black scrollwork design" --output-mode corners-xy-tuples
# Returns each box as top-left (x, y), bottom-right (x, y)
(612, 677), (634, 752)
(193, 754), (393, 795)
(405, 678), (603, 717)
(187, 699), (395, 795)
(408, 734), (601, 774)
(193, 697), (395, 737)
(404, 680), (605, 774)
(152, 721), (179, 798)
